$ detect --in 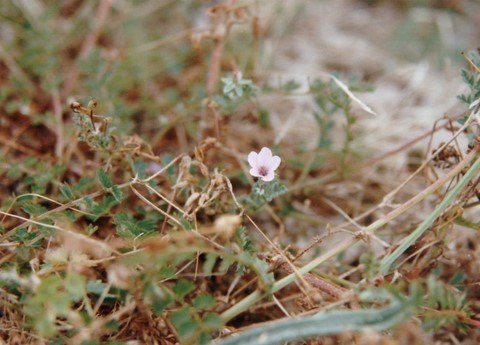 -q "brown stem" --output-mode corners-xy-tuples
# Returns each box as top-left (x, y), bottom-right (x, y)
(277, 261), (346, 299)
(207, 37), (225, 95)
(51, 88), (63, 158)
(207, 100), (221, 138)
